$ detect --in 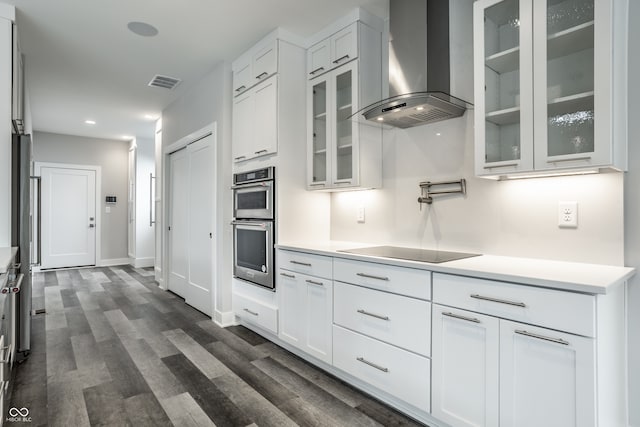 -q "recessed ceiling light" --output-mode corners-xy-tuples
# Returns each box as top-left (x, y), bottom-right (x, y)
(85, 120), (96, 125)
(416, 106), (425, 111)
(436, 132), (441, 136)
(377, 117), (384, 121)
(127, 21), (159, 37)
